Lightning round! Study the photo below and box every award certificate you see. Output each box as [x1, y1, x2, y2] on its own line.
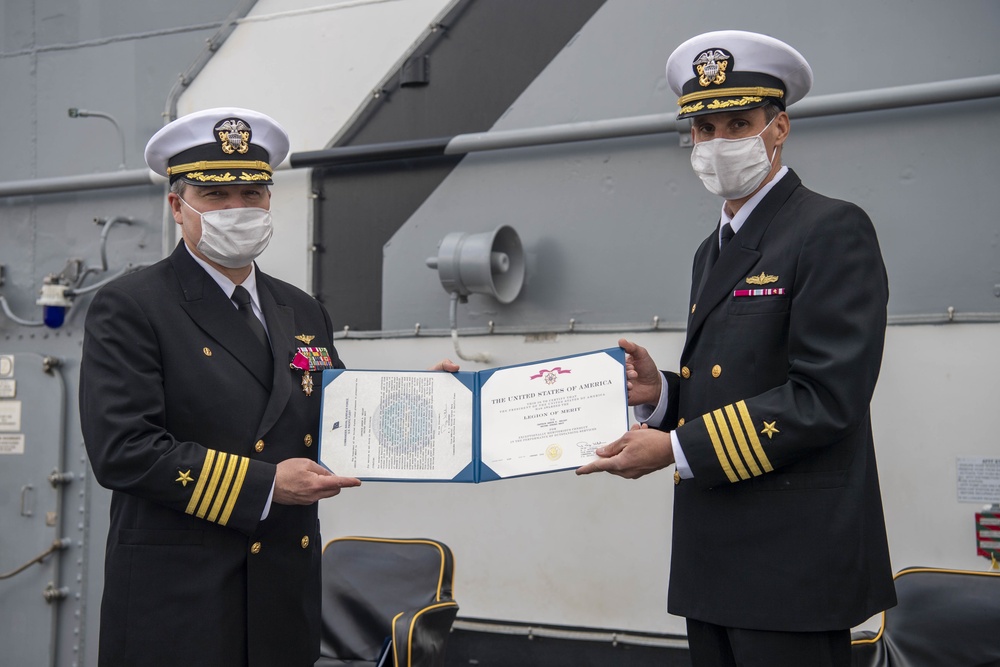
[318, 348, 628, 482]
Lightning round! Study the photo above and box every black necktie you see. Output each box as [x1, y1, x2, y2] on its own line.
[231, 285, 270, 353]
[720, 222, 735, 252]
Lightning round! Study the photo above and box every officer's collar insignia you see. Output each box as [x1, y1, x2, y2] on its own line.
[746, 272, 779, 285]
[295, 334, 315, 344]
[215, 118, 251, 155]
[693, 48, 731, 88]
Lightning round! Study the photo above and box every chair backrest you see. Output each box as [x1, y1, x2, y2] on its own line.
[851, 566, 1000, 667]
[318, 536, 458, 667]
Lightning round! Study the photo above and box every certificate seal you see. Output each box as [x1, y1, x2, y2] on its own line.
[545, 445, 562, 461]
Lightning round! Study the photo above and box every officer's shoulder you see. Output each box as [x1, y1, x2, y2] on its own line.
[789, 184, 876, 242]
[258, 271, 320, 306]
[91, 256, 171, 300]
[792, 182, 867, 217]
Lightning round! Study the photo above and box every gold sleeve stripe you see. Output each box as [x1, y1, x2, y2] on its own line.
[737, 401, 774, 472]
[726, 403, 763, 477]
[703, 413, 739, 483]
[219, 456, 249, 527]
[207, 454, 239, 523]
[713, 408, 750, 480]
[185, 449, 216, 515]
[196, 452, 229, 519]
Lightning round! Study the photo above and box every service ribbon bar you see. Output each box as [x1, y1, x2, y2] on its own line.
[291, 346, 334, 371]
[733, 288, 786, 298]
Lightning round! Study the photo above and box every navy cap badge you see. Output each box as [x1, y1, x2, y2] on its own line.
[215, 119, 251, 155]
[694, 48, 731, 87]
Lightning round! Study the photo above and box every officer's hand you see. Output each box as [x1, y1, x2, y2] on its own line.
[429, 358, 460, 372]
[619, 338, 662, 407]
[273, 458, 361, 505]
[576, 423, 674, 479]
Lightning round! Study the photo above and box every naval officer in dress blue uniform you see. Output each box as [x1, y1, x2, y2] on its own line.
[578, 31, 896, 666]
[79, 107, 457, 667]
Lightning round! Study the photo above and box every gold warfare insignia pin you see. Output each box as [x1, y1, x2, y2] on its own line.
[295, 334, 315, 345]
[215, 119, 251, 155]
[693, 48, 731, 87]
[746, 272, 779, 285]
[176, 470, 195, 487]
[761, 421, 780, 439]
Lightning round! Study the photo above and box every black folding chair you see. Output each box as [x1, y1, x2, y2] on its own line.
[316, 537, 459, 667]
[851, 566, 1000, 667]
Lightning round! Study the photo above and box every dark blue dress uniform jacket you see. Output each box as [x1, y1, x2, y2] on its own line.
[80, 242, 344, 667]
[654, 170, 897, 631]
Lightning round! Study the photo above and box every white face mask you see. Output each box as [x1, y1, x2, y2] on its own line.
[690, 117, 777, 200]
[179, 197, 273, 269]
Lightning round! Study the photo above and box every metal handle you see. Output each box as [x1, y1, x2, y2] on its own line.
[20, 484, 34, 517]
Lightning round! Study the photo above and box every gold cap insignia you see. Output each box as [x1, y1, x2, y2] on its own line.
[746, 272, 779, 285]
[215, 119, 251, 155]
[694, 48, 731, 87]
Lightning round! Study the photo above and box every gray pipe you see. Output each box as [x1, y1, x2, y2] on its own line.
[0, 169, 157, 198]
[2, 73, 997, 198]
[449, 74, 1000, 154]
[788, 73, 1000, 118]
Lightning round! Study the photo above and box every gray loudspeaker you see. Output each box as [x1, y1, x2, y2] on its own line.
[426, 225, 524, 304]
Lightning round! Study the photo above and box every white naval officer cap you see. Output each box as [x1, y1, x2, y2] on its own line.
[144, 107, 290, 185]
[665, 30, 813, 120]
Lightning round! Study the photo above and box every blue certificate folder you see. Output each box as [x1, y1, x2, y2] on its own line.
[318, 347, 628, 483]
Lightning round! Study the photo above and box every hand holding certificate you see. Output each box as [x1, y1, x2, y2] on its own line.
[318, 348, 628, 482]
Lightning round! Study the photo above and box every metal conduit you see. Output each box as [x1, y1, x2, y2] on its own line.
[0, 169, 161, 198]
[294, 73, 1000, 166]
[2, 74, 998, 198]
[330, 309, 1000, 340]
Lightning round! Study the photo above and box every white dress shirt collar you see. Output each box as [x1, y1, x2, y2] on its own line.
[719, 166, 789, 243]
[184, 243, 261, 309]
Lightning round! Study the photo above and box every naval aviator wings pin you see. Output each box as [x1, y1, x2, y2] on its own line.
[289, 343, 334, 396]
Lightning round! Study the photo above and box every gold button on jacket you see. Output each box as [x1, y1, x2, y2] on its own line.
[251, 541, 262, 554]
[254, 439, 265, 453]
